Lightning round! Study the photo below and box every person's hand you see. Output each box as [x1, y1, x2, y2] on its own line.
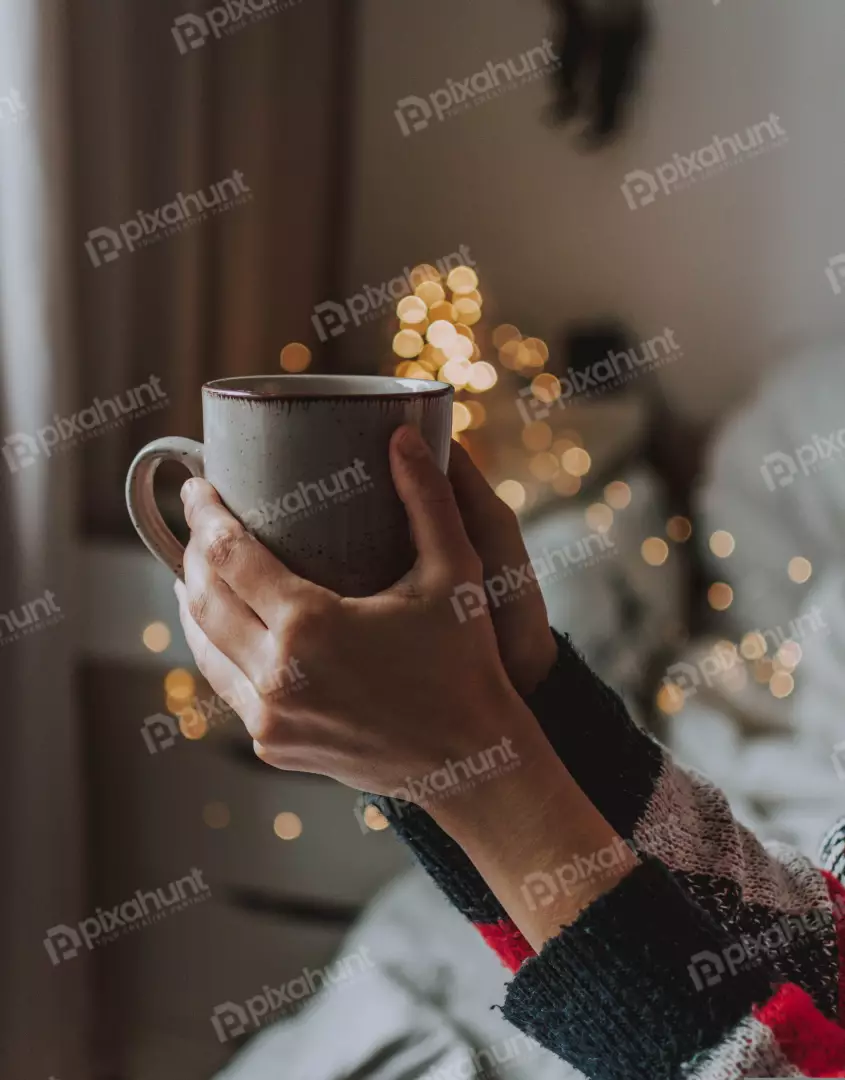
[448, 442, 557, 695]
[174, 425, 547, 798]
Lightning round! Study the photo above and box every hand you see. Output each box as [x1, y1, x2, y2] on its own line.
[448, 442, 557, 695]
[174, 425, 546, 798]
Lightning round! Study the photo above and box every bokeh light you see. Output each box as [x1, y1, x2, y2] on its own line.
[273, 812, 303, 841]
[604, 481, 632, 510]
[203, 801, 230, 829]
[788, 556, 812, 584]
[496, 480, 526, 511]
[667, 516, 693, 543]
[709, 530, 736, 558]
[279, 342, 312, 373]
[143, 622, 171, 653]
[586, 503, 614, 534]
[641, 538, 669, 567]
[708, 583, 734, 611]
[561, 447, 591, 477]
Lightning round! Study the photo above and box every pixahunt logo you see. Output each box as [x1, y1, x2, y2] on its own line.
[354, 737, 520, 832]
[312, 245, 476, 341]
[394, 39, 560, 137]
[0, 87, 26, 127]
[242, 461, 374, 531]
[0, 590, 63, 647]
[3, 376, 168, 473]
[141, 663, 306, 754]
[85, 170, 252, 267]
[172, 0, 303, 54]
[760, 429, 845, 491]
[44, 868, 210, 965]
[522, 837, 635, 909]
[621, 113, 787, 209]
[426, 1032, 540, 1080]
[517, 328, 681, 423]
[211, 947, 375, 1042]
[664, 607, 827, 704]
[450, 533, 616, 624]
[688, 900, 842, 991]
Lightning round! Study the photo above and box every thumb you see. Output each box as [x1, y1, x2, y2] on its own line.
[389, 425, 475, 581]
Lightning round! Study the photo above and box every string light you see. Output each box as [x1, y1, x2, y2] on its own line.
[788, 557, 812, 584]
[561, 447, 591, 477]
[740, 632, 767, 660]
[531, 373, 561, 404]
[522, 421, 553, 452]
[529, 452, 560, 482]
[393, 330, 424, 359]
[492, 324, 521, 349]
[427, 320, 458, 349]
[586, 503, 614, 534]
[179, 707, 207, 740]
[452, 402, 472, 435]
[446, 266, 479, 295]
[667, 517, 693, 543]
[396, 295, 428, 321]
[709, 531, 736, 558]
[143, 622, 171, 653]
[415, 280, 445, 306]
[164, 668, 195, 702]
[496, 480, 526, 511]
[466, 362, 497, 392]
[273, 812, 303, 841]
[657, 683, 685, 715]
[769, 671, 795, 699]
[604, 481, 632, 510]
[708, 583, 734, 611]
[641, 538, 669, 567]
[280, 343, 312, 373]
[552, 472, 581, 496]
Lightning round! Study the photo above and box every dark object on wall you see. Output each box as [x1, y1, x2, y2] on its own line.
[546, 0, 651, 148]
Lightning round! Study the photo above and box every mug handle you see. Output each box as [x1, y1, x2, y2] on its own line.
[126, 437, 205, 578]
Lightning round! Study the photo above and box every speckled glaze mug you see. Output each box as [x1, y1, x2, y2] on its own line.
[126, 375, 454, 596]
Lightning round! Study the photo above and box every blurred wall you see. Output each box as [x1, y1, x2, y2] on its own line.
[334, 0, 845, 422]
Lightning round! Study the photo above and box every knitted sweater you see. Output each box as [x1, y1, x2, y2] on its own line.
[367, 632, 845, 1079]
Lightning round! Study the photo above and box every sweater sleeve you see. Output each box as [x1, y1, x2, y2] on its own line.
[503, 856, 845, 1080]
[365, 631, 843, 1015]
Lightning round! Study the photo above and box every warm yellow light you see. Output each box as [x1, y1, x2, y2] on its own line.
[273, 812, 303, 841]
[522, 421, 553, 452]
[788, 557, 812, 584]
[561, 447, 591, 477]
[452, 402, 472, 435]
[770, 671, 795, 699]
[708, 583, 734, 611]
[531, 373, 562, 404]
[529, 452, 560, 482]
[464, 401, 486, 429]
[440, 357, 473, 388]
[143, 622, 171, 653]
[429, 300, 457, 325]
[415, 280, 445, 306]
[522, 337, 550, 363]
[604, 481, 632, 510]
[754, 658, 775, 683]
[363, 805, 390, 831]
[280, 343, 312, 373]
[642, 538, 670, 567]
[393, 329, 424, 359]
[496, 480, 526, 512]
[397, 295, 427, 321]
[401, 363, 434, 381]
[498, 340, 529, 370]
[709, 531, 736, 558]
[446, 266, 479, 295]
[164, 668, 195, 702]
[492, 324, 522, 349]
[179, 708, 208, 740]
[466, 362, 497, 392]
[442, 334, 474, 362]
[418, 344, 447, 372]
[552, 472, 582, 496]
[586, 503, 614, 534]
[453, 298, 482, 326]
[657, 683, 685, 715]
[203, 801, 231, 829]
[454, 323, 475, 342]
[667, 516, 693, 543]
[408, 264, 441, 289]
[740, 632, 767, 660]
[427, 320, 458, 348]
[775, 640, 802, 671]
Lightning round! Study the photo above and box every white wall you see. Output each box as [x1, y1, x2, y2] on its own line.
[341, 0, 845, 422]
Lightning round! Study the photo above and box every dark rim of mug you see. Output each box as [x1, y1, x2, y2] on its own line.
[202, 376, 454, 401]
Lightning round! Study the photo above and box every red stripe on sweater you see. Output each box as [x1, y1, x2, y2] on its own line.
[823, 870, 845, 1028]
[754, 983, 845, 1077]
[475, 920, 536, 972]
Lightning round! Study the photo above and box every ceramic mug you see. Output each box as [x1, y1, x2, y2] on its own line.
[125, 375, 454, 596]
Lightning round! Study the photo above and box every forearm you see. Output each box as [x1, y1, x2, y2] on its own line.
[431, 716, 637, 951]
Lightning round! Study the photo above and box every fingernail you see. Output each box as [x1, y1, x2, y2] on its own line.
[180, 479, 195, 505]
[397, 426, 430, 461]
